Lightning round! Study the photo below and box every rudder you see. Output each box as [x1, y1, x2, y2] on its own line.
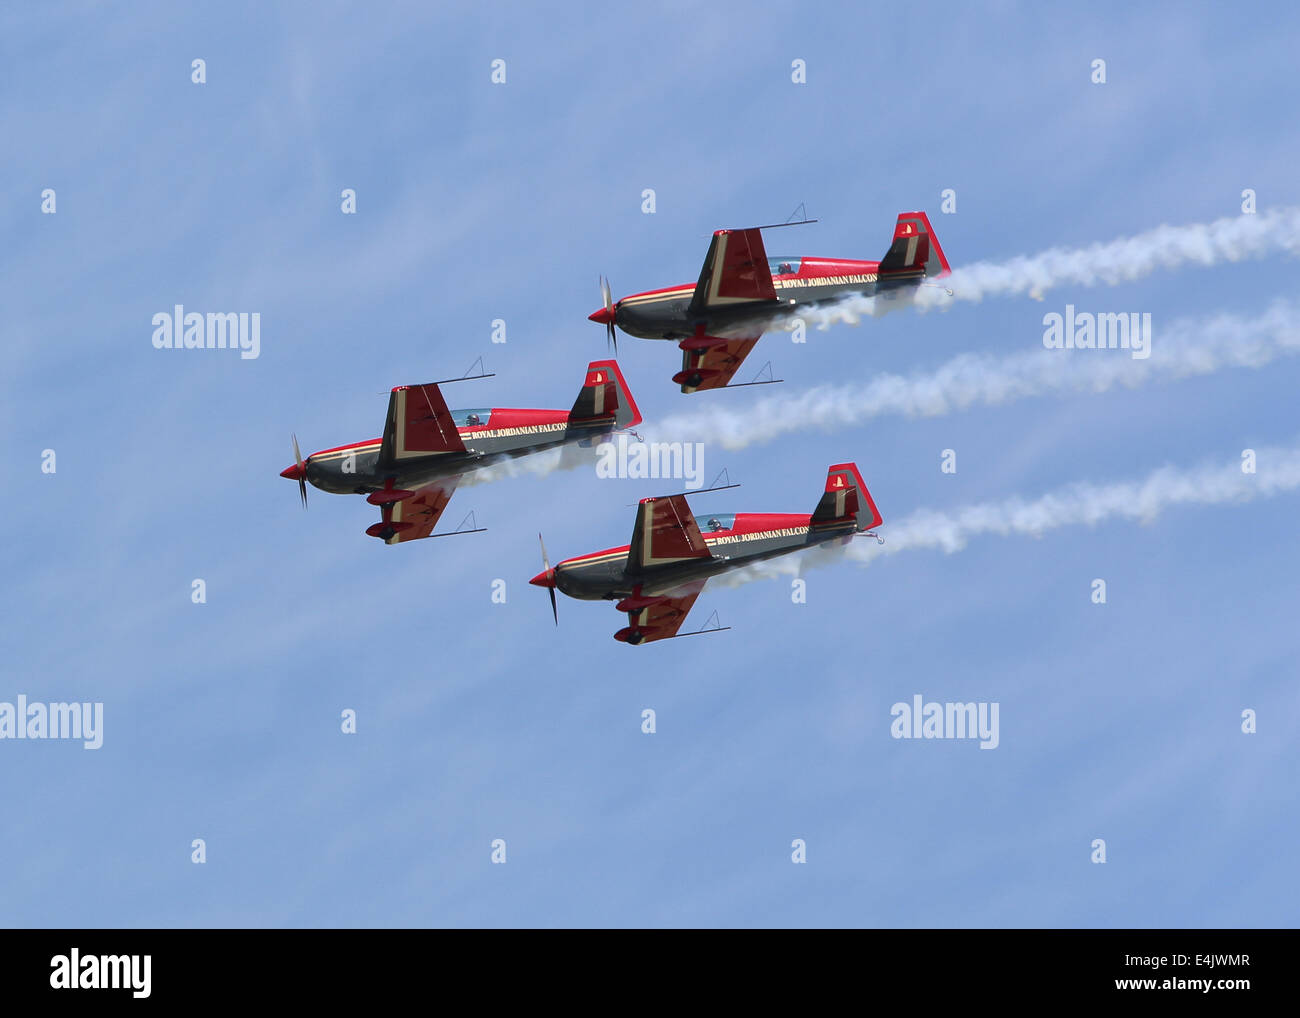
[811, 462, 882, 531]
[878, 211, 950, 287]
[570, 359, 642, 429]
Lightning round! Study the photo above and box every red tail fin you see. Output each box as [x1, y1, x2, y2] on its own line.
[879, 211, 950, 280]
[571, 359, 641, 429]
[811, 462, 882, 530]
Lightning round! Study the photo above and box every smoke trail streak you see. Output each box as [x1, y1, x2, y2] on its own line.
[711, 444, 1300, 589]
[648, 300, 1300, 451]
[457, 441, 597, 486]
[464, 212, 1300, 488]
[790, 206, 1300, 327]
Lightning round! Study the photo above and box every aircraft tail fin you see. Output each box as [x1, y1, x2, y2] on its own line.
[811, 462, 882, 531]
[877, 211, 950, 288]
[569, 359, 642, 430]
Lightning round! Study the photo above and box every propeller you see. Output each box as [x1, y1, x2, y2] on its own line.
[539, 532, 558, 625]
[292, 433, 308, 509]
[599, 276, 618, 355]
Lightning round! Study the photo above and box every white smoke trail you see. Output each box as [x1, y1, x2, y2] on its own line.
[711, 443, 1300, 588]
[791, 205, 1300, 327]
[649, 299, 1300, 451]
[458, 440, 597, 486]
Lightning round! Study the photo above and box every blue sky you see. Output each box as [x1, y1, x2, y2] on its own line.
[2, 1, 1297, 927]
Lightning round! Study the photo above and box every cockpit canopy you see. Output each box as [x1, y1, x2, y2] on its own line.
[695, 512, 736, 533]
[767, 257, 802, 277]
[451, 408, 491, 427]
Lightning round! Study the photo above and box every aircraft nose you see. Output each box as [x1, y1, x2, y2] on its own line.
[280, 463, 306, 480]
[588, 306, 615, 325]
[529, 567, 556, 589]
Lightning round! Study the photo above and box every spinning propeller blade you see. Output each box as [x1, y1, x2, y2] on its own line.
[292, 433, 307, 509]
[539, 533, 557, 625]
[599, 276, 617, 355]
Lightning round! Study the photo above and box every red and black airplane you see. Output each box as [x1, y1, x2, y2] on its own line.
[589, 211, 950, 393]
[529, 463, 881, 644]
[280, 360, 640, 544]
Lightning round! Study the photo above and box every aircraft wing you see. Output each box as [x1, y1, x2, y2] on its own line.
[627, 493, 713, 570]
[616, 579, 708, 645]
[674, 335, 762, 393]
[367, 475, 460, 545]
[688, 228, 778, 313]
[379, 382, 467, 465]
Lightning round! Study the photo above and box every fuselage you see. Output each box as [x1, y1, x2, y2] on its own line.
[297, 408, 602, 495]
[549, 510, 859, 600]
[597, 255, 923, 341]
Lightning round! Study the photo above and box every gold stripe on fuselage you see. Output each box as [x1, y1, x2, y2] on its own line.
[561, 526, 824, 570]
[619, 272, 896, 308]
[310, 442, 381, 463]
[618, 287, 694, 307]
[561, 548, 629, 569]
[308, 420, 566, 464]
